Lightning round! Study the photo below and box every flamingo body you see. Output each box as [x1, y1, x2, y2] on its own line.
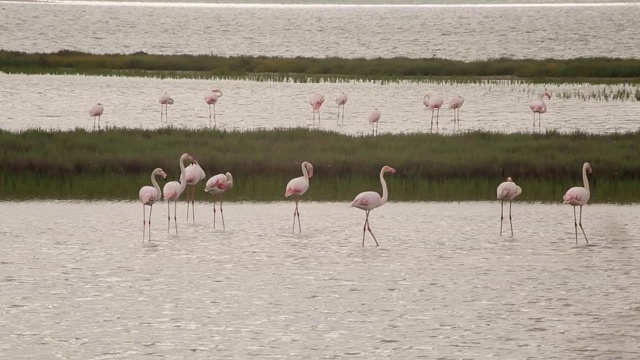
[496, 177, 522, 236]
[309, 93, 325, 126]
[184, 160, 206, 221]
[205, 172, 234, 229]
[448, 96, 464, 110]
[162, 153, 193, 234]
[204, 89, 223, 127]
[159, 92, 174, 122]
[139, 167, 167, 242]
[335, 92, 348, 123]
[530, 90, 552, 129]
[424, 93, 444, 131]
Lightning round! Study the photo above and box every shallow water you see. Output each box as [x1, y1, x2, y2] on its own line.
[1, 73, 639, 134]
[1, 1, 640, 60]
[2, 201, 640, 358]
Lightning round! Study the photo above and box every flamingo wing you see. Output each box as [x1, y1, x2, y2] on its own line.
[163, 181, 182, 200]
[563, 187, 590, 206]
[350, 191, 382, 210]
[530, 100, 544, 112]
[185, 164, 206, 184]
[89, 104, 104, 116]
[139, 186, 159, 205]
[497, 182, 517, 200]
[205, 173, 228, 194]
[285, 176, 309, 197]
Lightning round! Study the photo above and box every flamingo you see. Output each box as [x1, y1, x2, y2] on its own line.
[496, 177, 522, 236]
[204, 172, 234, 229]
[350, 165, 396, 247]
[159, 92, 174, 122]
[285, 161, 314, 233]
[367, 108, 381, 136]
[139, 168, 167, 242]
[184, 160, 206, 222]
[204, 89, 223, 128]
[89, 103, 104, 130]
[309, 93, 325, 127]
[424, 92, 444, 131]
[563, 162, 592, 244]
[448, 96, 464, 130]
[335, 92, 348, 124]
[530, 90, 552, 130]
[162, 153, 193, 234]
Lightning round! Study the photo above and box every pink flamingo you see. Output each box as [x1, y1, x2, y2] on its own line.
[563, 162, 592, 244]
[424, 92, 444, 131]
[335, 92, 348, 124]
[285, 161, 313, 233]
[139, 168, 167, 242]
[448, 96, 464, 130]
[184, 160, 206, 222]
[204, 89, 223, 128]
[159, 92, 174, 122]
[204, 172, 234, 229]
[530, 90, 552, 130]
[350, 165, 396, 246]
[89, 103, 104, 130]
[309, 93, 325, 127]
[162, 153, 192, 234]
[367, 108, 381, 136]
[496, 177, 522, 236]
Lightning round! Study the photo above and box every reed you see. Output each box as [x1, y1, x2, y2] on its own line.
[1, 127, 639, 202]
[2, 50, 640, 83]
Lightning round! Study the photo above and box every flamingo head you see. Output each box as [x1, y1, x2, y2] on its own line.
[382, 166, 396, 174]
[191, 159, 200, 166]
[154, 168, 168, 179]
[304, 162, 314, 178]
[506, 177, 513, 182]
[544, 90, 552, 99]
[585, 162, 592, 174]
[181, 153, 193, 162]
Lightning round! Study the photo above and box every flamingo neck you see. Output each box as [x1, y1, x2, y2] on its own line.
[582, 164, 590, 192]
[226, 173, 234, 188]
[151, 172, 161, 200]
[301, 163, 309, 179]
[380, 169, 389, 205]
[178, 156, 188, 192]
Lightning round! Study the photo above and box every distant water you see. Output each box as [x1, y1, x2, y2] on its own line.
[0, 0, 639, 60]
[2, 201, 640, 358]
[1, 73, 638, 134]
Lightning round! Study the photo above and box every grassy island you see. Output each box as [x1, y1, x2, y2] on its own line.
[2, 50, 640, 83]
[1, 127, 639, 203]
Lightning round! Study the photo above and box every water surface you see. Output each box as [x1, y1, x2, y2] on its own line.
[2, 201, 640, 358]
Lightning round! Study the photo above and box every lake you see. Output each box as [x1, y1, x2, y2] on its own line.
[1, 201, 640, 358]
[1, 0, 640, 60]
[1, 73, 639, 134]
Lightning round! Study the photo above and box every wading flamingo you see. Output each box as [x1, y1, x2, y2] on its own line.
[89, 103, 104, 130]
[335, 92, 348, 124]
[530, 90, 552, 130]
[163, 153, 192, 234]
[184, 160, 206, 222]
[159, 92, 174, 122]
[424, 92, 444, 131]
[309, 93, 325, 127]
[205, 89, 223, 127]
[563, 162, 592, 244]
[139, 168, 167, 242]
[285, 161, 313, 233]
[496, 177, 522, 236]
[350, 165, 396, 247]
[204, 172, 234, 229]
[367, 108, 381, 136]
[448, 96, 464, 130]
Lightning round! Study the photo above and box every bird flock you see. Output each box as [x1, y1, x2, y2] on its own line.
[139, 153, 593, 246]
[89, 88, 554, 134]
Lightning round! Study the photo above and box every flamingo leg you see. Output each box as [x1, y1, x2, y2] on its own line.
[191, 185, 196, 222]
[142, 204, 146, 242]
[220, 196, 226, 230]
[436, 108, 440, 128]
[148, 204, 153, 242]
[161, 104, 164, 122]
[337, 106, 340, 124]
[296, 200, 302, 232]
[430, 110, 434, 131]
[213, 105, 216, 128]
[579, 206, 589, 244]
[213, 199, 217, 229]
[292, 200, 298, 233]
[98, 116, 101, 130]
[186, 186, 191, 221]
[167, 199, 171, 233]
[93, 116, 96, 131]
[509, 200, 513, 236]
[533, 112, 536, 130]
[342, 105, 345, 124]
[573, 206, 578, 244]
[500, 200, 504, 236]
[209, 105, 212, 128]
[362, 211, 368, 246]
[365, 211, 379, 246]
[174, 200, 178, 235]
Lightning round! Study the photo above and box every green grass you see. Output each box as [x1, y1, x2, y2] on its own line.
[2, 127, 640, 202]
[2, 50, 640, 84]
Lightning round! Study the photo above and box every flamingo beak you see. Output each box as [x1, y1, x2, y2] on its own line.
[389, 167, 397, 174]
